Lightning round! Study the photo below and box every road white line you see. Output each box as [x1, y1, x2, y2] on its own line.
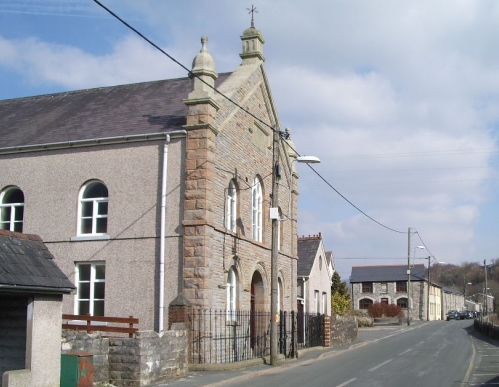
[369, 359, 393, 371]
[399, 348, 412, 356]
[336, 378, 357, 387]
[415, 341, 424, 347]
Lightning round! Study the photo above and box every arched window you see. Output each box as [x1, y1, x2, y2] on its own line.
[278, 277, 284, 312]
[0, 187, 24, 232]
[226, 267, 238, 321]
[251, 176, 262, 242]
[226, 180, 237, 232]
[397, 297, 408, 309]
[78, 181, 108, 236]
[359, 298, 373, 310]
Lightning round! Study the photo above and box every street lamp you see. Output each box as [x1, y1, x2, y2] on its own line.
[270, 129, 320, 366]
[408, 245, 425, 325]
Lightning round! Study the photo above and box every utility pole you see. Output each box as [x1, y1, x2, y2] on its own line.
[270, 127, 280, 366]
[427, 256, 431, 321]
[407, 227, 411, 326]
[484, 259, 488, 316]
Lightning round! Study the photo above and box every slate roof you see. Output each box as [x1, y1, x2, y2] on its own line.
[0, 73, 230, 149]
[350, 264, 428, 283]
[297, 236, 322, 277]
[0, 230, 75, 294]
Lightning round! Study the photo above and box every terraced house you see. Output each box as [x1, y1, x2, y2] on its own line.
[0, 22, 303, 340]
[350, 264, 443, 321]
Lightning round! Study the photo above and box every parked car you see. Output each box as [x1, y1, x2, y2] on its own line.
[461, 310, 474, 319]
[446, 310, 460, 320]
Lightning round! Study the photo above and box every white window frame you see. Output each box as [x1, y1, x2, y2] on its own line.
[77, 181, 109, 237]
[0, 187, 24, 233]
[226, 180, 237, 232]
[251, 177, 262, 242]
[322, 292, 327, 314]
[75, 262, 105, 316]
[226, 267, 237, 321]
[314, 290, 320, 314]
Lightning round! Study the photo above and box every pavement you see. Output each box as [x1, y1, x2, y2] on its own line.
[154, 321, 426, 387]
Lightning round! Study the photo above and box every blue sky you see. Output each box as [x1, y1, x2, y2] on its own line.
[1, 0, 499, 279]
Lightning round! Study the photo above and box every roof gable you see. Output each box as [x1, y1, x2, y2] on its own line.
[297, 236, 323, 276]
[0, 230, 75, 294]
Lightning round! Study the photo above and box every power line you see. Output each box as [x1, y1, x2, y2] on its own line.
[94, 0, 407, 237]
[93, 0, 275, 134]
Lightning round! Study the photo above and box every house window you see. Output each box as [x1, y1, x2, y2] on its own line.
[226, 180, 237, 232]
[381, 298, 389, 304]
[380, 282, 388, 293]
[396, 281, 407, 292]
[251, 177, 262, 242]
[359, 298, 373, 310]
[362, 282, 373, 293]
[0, 187, 24, 233]
[75, 262, 105, 316]
[319, 256, 323, 271]
[397, 297, 408, 309]
[78, 181, 108, 236]
[322, 292, 327, 314]
[314, 290, 320, 314]
[226, 267, 237, 321]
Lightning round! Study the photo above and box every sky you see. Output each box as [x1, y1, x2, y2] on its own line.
[1, 0, 499, 280]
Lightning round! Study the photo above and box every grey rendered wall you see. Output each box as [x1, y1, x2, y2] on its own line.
[0, 139, 184, 330]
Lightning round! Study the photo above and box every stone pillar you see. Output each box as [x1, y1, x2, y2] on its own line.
[324, 316, 331, 347]
[182, 36, 220, 309]
[168, 294, 192, 328]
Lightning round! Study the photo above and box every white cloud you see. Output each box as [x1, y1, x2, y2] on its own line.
[2, 0, 499, 276]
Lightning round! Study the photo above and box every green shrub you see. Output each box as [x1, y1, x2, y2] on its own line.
[331, 292, 351, 315]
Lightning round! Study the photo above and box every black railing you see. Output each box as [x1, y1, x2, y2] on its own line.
[188, 309, 325, 364]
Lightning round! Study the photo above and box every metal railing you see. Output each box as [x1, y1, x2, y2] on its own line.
[188, 309, 325, 364]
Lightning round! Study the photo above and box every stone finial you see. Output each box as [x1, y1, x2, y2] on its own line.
[187, 36, 218, 100]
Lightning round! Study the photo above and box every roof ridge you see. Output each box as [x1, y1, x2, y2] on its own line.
[0, 229, 42, 241]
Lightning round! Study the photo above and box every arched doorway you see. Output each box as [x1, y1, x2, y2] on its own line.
[250, 271, 266, 356]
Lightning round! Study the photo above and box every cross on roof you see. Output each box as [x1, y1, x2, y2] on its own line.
[247, 4, 258, 27]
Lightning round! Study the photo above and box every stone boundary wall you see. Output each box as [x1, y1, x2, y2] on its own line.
[61, 323, 187, 387]
[328, 316, 358, 347]
[61, 330, 110, 385]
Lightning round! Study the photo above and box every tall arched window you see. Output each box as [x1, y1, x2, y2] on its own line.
[78, 181, 108, 236]
[277, 207, 283, 250]
[226, 267, 238, 321]
[278, 277, 284, 312]
[226, 180, 237, 232]
[0, 187, 24, 232]
[251, 176, 262, 242]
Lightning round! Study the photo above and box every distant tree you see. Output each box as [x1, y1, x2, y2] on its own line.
[331, 271, 350, 315]
[331, 271, 349, 297]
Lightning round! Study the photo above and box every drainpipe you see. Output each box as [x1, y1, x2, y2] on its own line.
[302, 276, 307, 343]
[158, 134, 170, 332]
[157, 130, 186, 331]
